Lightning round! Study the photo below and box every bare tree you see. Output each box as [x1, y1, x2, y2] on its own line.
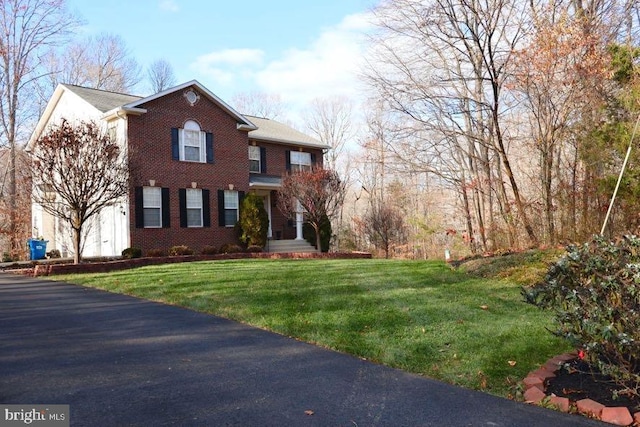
[42, 32, 141, 94]
[364, 202, 406, 258]
[277, 167, 345, 250]
[147, 58, 176, 93]
[303, 96, 354, 250]
[0, 0, 78, 256]
[30, 120, 129, 263]
[232, 91, 287, 119]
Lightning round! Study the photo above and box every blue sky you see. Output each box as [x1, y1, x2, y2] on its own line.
[66, 0, 375, 118]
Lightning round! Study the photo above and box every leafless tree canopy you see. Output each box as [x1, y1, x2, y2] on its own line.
[0, 0, 79, 256]
[31, 119, 129, 263]
[231, 91, 287, 120]
[147, 58, 177, 94]
[43, 32, 142, 94]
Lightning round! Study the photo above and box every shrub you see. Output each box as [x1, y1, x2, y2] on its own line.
[246, 245, 263, 253]
[2, 252, 12, 262]
[46, 249, 62, 259]
[238, 192, 269, 248]
[169, 245, 194, 256]
[523, 235, 640, 397]
[303, 213, 332, 252]
[121, 247, 142, 259]
[146, 248, 166, 257]
[201, 245, 218, 255]
[219, 243, 243, 254]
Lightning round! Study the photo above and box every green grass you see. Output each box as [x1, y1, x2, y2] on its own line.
[54, 255, 569, 398]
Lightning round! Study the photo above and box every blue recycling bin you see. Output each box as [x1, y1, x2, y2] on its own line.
[28, 239, 48, 260]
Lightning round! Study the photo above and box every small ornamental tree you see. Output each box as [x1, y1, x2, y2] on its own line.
[238, 192, 269, 247]
[277, 166, 344, 251]
[30, 119, 129, 264]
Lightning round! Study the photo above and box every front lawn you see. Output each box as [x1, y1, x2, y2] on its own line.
[56, 257, 569, 398]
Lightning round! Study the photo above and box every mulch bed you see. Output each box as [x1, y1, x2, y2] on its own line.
[545, 358, 640, 414]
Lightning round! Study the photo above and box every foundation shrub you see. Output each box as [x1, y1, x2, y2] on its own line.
[121, 247, 142, 259]
[169, 245, 194, 256]
[219, 243, 243, 254]
[146, 248, 166, 257]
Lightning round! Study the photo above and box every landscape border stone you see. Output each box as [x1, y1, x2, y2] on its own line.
[522, 352, 637, 426]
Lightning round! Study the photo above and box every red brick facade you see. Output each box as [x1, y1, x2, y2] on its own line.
[127, 84, 323, 254]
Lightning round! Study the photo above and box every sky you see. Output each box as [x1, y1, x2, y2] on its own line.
[65, 0, 377, 121]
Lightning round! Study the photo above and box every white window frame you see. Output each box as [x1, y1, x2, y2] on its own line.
[143, 186, 162, 228]
[186, 188, 203, 228]
[180, 120, 206, 163]
[291, 151, 311, 172]
[249, 145, 260, 173]
[224, 190, 239, 227]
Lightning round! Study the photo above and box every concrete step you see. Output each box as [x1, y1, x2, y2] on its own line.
[266, 239, 318, 253]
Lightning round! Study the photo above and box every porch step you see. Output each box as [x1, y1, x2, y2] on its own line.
[266, 239, 318, 254]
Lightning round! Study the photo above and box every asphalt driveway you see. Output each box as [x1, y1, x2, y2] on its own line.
[0, 274, 606, 426]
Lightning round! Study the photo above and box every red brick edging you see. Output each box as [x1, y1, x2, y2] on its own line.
[523, 352, 638, 425]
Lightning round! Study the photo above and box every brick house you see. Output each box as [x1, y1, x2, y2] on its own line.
[28, 80, 326, 258]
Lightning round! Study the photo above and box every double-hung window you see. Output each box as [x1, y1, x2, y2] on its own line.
[172, 121, 214, 163]
[143, 187, 162, 228]
[181, 120, 205, 162]
[290, 151, 312, 172]
[224, 190, 239, 227]
[249, 146, 260, 173]
[186, 188, 203, 227]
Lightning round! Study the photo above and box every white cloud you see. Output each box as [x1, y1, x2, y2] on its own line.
[189, 48, 265, 88]
[256, 12, 372, 110]
[159, 0, 179, 12]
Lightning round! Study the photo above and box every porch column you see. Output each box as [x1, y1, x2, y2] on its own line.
[295, 200, 304, 240]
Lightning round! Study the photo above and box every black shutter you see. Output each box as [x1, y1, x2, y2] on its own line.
[285, 150, 291, 171]
[171, 128, 179, 160]
[260, 147, 267, 173]
[134, 187, 144, 228]
[161, 188, 171, 228]
[218, 190, 225, 226]
[179, 189, 187, 228]
[202, 189, 211, 227]
[206, 132, 214, 164]
[239, 191, 245, 203]
[310, 152, 317, 165]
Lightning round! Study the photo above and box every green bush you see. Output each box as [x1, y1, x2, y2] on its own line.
[238, 192, 269, 248]
[219, 243, 243, 254]
[523, 235, 640, 397]
[169, 245, 194, 256]
[246, 245, 263, 253]
[303, 213, 332, 252]
[146, 248, 166, 257]
[46, 249, 61, 259]
[201, 245, 218, 255]
[121, 247, 142, 259]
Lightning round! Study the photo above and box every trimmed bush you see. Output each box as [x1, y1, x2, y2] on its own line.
[238, 192, 269, 248]
[146, 248, 166, 257]
[523, 235, 640, 397]
[46, 249, 62, 259]
[246, 245, 263, 253]
[169, 245, 194, 256]
[303, 213, 332, 252]
[201, 245, 218, 255]
[121, 247, 142, 259]
[219, 243, 243, 254]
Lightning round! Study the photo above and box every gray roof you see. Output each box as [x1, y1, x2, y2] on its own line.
[245, 115, 326, 149]
[61, 83, 325, 148]
[62, 84, 141, 113]
[249, 175, 282, 188]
